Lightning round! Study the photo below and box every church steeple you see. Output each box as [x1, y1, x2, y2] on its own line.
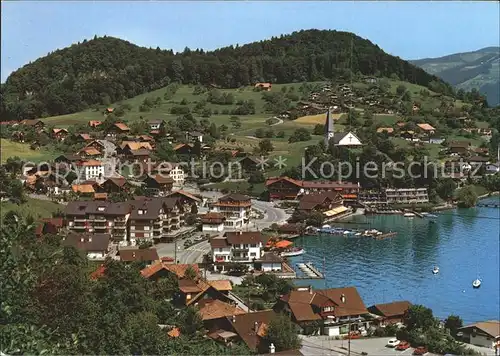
[324, 108, 334, 146]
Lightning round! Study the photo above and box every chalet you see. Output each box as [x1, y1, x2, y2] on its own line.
[417, 123, 436, 134]
[166, 190, 202, 213]
[119, 247, 159, 264]
[201, 212, 226, 233]
[448, 141, 471, 156]
[298, 191, 348, 219]
[62, 232, 110, 260]
[174, 143, 194, 155]
[88, 120, 102, 128]
[468, 156, 490, 166]
[77, 146, 102, 159]
[274, 286, 371, 336]
[143, 174, 174, 194]
[100, 177, 128, 193]
[331, 132, 363, 147]
[368, 301, 411, 326]
[119, 141, 153, 155]
[376, 127, 394, 135]
[254, 82, 272, 91]
[198, 299, 246, 333]
[209, 310, 279, 353]
[136, 134, 155, 142]
[458, 320, 500, 349]
[266, 177, 360, 202]
[85, 139, 106, 151]
[74, 133, 93, 142]
[474, 147, 489, 157]
[71, 184, 96, 196]
[177, 279, 234, 308]
[94, 192, 108, 201]
[238, 156, 261, 173]
[187, 131, 204, 143]
[20, 119, 45, 131]
[52, 128, 69, 141]
[148, 119, 165, 131]
[141, 262, 200, 280]
[54, 154, 81, 165]
[401, 130, 416, 141]
[129, 149, 151, 162]
[210, 193, 252, 229]
[108, 122, 130, 135]
[35, 217, 65, 238]
[105, 108, 114, 114]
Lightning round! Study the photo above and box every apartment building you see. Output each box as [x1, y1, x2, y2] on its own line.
[64, 197, 185, 245]
[209, 231, 269, 271]
[210, 193, 251, 229]
[384, 188, 429, 204]
[129, 197, 185, 245]
[64, 201, 131, 244]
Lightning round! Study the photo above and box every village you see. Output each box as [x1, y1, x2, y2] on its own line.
[1, 78, 499, 356]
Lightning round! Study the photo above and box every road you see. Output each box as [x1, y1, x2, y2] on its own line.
[251, 199, 290, 228]
[300, 336, 441, 356]
[155, 240, 211, 264]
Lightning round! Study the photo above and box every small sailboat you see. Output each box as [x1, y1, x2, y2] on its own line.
[432, 266, 439, 274]
[472, 278, 481, 289]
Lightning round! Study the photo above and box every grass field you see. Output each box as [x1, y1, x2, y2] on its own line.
[295, 113, 343, 125]
[0, 197, 63, 219]
[0, 139, 59, 164]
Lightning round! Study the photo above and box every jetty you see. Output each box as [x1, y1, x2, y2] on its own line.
[372, 231, 398, 240]
[296, 262, 324, 279]
[477, 203, 500, 208]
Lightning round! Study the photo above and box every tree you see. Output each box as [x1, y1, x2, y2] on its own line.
[155, 139, 177, 162]
[230, 116, 241, 129]
[436, 178, 457, 201]
[265, 314, 302, 352]
[179, 307, 204, 336]
[184, 213, 197, 226]
[258, 139, 274, 155]
[248, 171, 265, 183]
[184, 265, 198, 280]
[456, 185, 478, 208]
[288, 128, 311, 143]
[313, 124, 324, 135]
[403, 304, 437, 331]
[444, 315, 463, 337]
[5, 156, 24, 176]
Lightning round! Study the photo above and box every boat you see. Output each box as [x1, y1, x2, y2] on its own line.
[403, 212, 415, 218]
[432, 266, 439, 274]
[281, 247, 305, 257]
[472, 278, 481, 288]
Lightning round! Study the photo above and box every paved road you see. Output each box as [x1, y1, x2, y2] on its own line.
[270, 117, 284, 126]
[300, 336, 442, 356]
[155, 240, 211, 264]
[251, 199, 290, 228]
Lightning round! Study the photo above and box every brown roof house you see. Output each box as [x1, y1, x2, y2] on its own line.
[143, 174, 174, 194]
[52, 128, 69, 141]
[274, 286, 371, 336]
[255, 82, 272, 91]
[368, 301, 411, 326]
[458, 320, 500, 349]
[118, 247, 159, 265]
[62, 232, 110, 260]
[201, 212, 226, 233]
[100, 177, 128, 193]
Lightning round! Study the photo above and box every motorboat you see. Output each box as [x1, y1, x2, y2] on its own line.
[472, 278, 481, 288]
[403, 212, 415, 218]
[281, 247, 305, 257]
[432, 266, 439, 274]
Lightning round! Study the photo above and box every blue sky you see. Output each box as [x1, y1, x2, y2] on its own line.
[2, 1, 499, 82]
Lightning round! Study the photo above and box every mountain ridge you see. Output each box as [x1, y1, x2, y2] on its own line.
[411, 46, 500, 106]
[1, 29, 450, 121]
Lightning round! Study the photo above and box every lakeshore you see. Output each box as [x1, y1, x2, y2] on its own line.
[288, 197, 500, 324]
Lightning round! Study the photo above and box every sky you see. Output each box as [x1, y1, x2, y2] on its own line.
[1, 1, 499, 82]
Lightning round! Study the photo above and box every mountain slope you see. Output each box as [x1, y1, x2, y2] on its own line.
[411, 47, 500, 106]
[1, 29, 449, 120]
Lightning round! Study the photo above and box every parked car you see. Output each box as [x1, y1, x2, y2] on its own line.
[344, 331, 361, 340]
[396, 341, 410, 351]
[413, 346, 428, 355]
[386, 338, 400, 347]
[184, 239, 192, 247]
[194, 236, 204, 241]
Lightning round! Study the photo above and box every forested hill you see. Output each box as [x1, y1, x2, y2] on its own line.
[1, 29, 449, 120]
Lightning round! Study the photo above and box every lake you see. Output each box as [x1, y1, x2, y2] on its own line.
[290, 196, 500, 323]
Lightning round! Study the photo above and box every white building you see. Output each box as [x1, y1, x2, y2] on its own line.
[458, 321, 500, 349]
[201, 212, 226, 233]
[384, 188, 429, 204]
[332, 132, 363, 147]
[157, 162, 186, 186]
[209, 231, 269, 271]
[75, 159, 104, 181]
[210, 193, 251, 229]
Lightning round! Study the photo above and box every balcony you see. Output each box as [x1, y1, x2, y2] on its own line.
[232, 248, 249, 253]
[94, 225, 107, 230]
[72, 225, 86, 230]
[73, 218, 87, 222]
[113, 225, 126, 230]
[232, 256, 249, 261]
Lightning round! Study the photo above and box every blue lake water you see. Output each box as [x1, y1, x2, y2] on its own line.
[290, 197, 500, 323]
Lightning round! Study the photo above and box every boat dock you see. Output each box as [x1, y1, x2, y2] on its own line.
[372, 231, 398, 240]
[296, 262, 324, 279]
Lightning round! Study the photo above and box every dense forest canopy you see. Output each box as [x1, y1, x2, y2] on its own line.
[1, 29, 450, 120]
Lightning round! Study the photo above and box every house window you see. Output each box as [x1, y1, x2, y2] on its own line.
[219, 248, 223, 252]
[250, 244, 257, 247]
[250, 252, 256, 257]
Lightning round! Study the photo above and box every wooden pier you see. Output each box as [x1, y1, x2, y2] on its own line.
[372, 232, 398, 240]
[295, 262, 324, 279]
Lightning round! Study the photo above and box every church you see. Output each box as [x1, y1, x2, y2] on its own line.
[324, 109, 363, 147]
